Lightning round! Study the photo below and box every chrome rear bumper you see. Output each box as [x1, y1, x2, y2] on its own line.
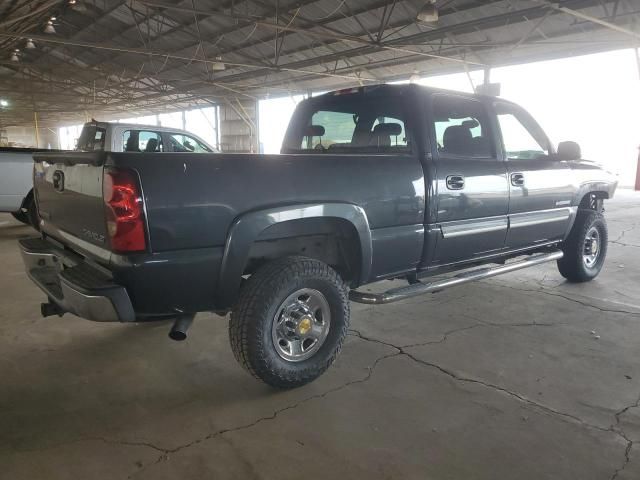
[19, 237, 135, 322]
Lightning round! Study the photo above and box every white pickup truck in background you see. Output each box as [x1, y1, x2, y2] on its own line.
[0, 121, 217, 229]
[0, 147, 56, 227]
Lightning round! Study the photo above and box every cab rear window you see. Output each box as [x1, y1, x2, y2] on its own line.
[76, 125, 106, 151]
[282, 95, 411, 154]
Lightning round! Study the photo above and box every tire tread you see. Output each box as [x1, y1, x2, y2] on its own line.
[229, 256, 349, 388]
[557, 209, 607, 282]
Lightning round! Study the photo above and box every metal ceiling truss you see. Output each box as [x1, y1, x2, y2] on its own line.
[0, 0, 638, 126]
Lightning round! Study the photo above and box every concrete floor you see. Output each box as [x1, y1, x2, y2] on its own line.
[1, 190, 639, 480]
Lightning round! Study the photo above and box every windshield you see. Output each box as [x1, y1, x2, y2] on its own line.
[282, 94, 411, 154]
[76, 124, 106, 151]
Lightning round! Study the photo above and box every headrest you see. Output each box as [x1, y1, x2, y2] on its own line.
[462, 119, 479, 129]
[145, 137, 158, 152]
[125, 136, 139, 151]
[305, 125, 325, 137]
[443, 125, 473, 154]
[373, 122, 402, 136]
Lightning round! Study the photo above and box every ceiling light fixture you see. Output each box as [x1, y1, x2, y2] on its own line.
[44, 20, 56, 34]
[211, 56, 226, 71]
[68, 0, 87, 12]
[417, 0, 438, 24]
[409, 69, 421, 83]
[0, 99, 8, 107]
[25, 38, 36, 49]
[10, 49, 20, 62]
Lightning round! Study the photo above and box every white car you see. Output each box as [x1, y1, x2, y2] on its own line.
[1, 121, 217, 228]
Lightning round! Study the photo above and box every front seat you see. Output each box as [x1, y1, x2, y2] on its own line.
[125, 136, 139, 152]
[442, 125, 473, 155]
[145, 137, 158, 152]
[370, 123, 402, 147]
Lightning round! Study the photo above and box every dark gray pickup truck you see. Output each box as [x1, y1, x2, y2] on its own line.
[20, 84, 617, 388]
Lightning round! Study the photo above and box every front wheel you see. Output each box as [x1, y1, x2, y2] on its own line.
[557, 209, 608, 282]
[229, 256, 350, 388]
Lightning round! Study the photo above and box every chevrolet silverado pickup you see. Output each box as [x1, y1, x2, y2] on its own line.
[19, 84, 617, 388]
[1, 121, 215, 229]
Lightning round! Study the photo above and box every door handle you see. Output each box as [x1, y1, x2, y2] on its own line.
[446, 175, 465, 190]
[511, 173, 525, 187]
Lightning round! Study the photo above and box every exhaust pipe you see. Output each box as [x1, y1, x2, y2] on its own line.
[168, 315, 194, 341]
[41, 301, 64, 318]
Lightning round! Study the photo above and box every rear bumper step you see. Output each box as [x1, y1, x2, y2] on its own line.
[19, 237, 135, 322]
[350, 250, 563, 305]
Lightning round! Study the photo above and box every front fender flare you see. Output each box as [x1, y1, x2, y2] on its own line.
[216, 203, 372, 308]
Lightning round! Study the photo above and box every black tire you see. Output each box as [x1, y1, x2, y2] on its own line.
[557, 209, 607, 282]
[229, 256, 350, 389]
[11, 210, 29, 225]
[25, 194, 40, 231]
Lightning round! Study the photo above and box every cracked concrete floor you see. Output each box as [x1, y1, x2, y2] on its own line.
[1, 190, 640, 480]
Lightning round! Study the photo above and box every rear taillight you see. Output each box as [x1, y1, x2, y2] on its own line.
[103, 168, 146, 253]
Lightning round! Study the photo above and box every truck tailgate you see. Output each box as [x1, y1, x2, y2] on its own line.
[34, 151, 109, 249]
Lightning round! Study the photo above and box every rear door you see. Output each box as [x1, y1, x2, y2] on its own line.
[494, 102, 574, 249]
[428, 94, 509, 266]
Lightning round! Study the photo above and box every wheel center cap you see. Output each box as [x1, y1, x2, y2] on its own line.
[298, 317, 312, 335]
[591, 240, 598, 254]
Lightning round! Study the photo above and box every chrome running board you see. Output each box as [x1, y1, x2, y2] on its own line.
[349, 250, 563, 305]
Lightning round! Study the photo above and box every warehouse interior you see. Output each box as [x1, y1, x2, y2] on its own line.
[1, 1, 640, 479]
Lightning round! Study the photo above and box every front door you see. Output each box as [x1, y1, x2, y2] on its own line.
[429, 94, 509, 266]
[494, 102, 574, 249]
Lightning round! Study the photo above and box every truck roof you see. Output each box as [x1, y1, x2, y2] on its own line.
[86, 120, 198, 134]
[319, 83, 498, 101]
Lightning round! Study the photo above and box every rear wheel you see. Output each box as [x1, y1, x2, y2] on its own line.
[557, 209, 607, 282]
[229, 256, 350, 389]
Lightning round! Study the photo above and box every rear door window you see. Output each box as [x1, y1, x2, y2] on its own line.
[432, 95, 495, 158]
[123, 130, 163, 152]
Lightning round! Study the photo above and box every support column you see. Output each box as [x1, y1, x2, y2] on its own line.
[34, 111, 40, 148]
[219, 98, 258, 153]
[636, 49, 640, 191]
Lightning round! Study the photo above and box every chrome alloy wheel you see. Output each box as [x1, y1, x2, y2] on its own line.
[271, 288, 331, 362]
[583, 226, 601, 268]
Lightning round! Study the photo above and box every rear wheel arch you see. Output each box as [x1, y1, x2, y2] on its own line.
[217, 203, 372, 308]
[245, 217, 362, 285]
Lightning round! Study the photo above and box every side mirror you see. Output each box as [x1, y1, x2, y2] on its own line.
[557, 141, 581, 161]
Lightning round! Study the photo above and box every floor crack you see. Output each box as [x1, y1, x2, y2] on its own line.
[611, 240, 640, 249]
[612, 223, 638, 244]
[349, 329, 638, 480]
[608, 393, 640, 480]
[487, 282, 640, 316]
[350, 319, 560, 351]
[128, 347, 401, 477]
